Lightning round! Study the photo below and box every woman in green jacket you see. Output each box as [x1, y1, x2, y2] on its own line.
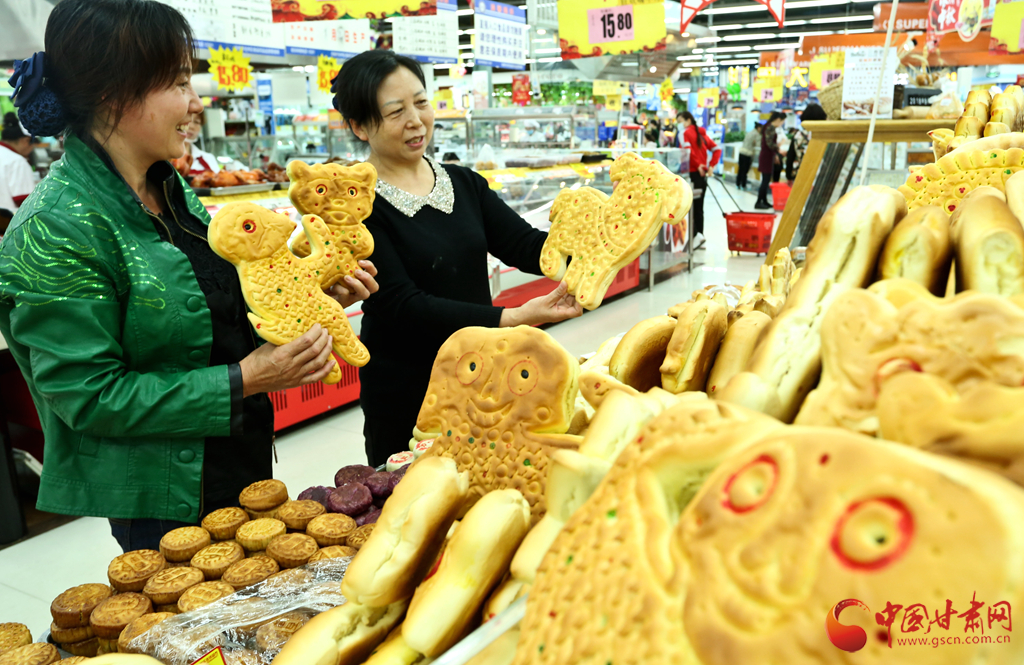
[0, 0, 378, 551]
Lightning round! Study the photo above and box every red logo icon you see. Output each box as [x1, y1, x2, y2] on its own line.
[826, 599, 871, 652]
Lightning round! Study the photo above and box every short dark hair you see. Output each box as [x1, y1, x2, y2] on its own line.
[2, 113, 28, 142]
[332, 50, 426, 134]
[801, 103, 828, 122]
[44, 0, 195, 138]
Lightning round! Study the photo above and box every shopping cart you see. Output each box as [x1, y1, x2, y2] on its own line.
[705, 175, 776, 255]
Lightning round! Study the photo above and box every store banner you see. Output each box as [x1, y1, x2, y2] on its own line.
[162, 0, 285, 56]
[208, 46, 254, 93]
[751, 76, 782, 102]
[659, 77, 674, 102]
[284, 19, 375, 58]
[475, 0, 528, 70]
[512, 74, 531, 105]
[392, 0, 459, 63]
[991, 0, 1024, 53]
[593, 79, 629, 96]
[727, 66, 751, 89]
[679, 0, 784, 33]
[697, 87, 719, 108]
[271, 0, 436, 21]
[317, 55, 341, 93]
[928, 0, 987, 42]
[872, 2, 930, 31]
[840, 46, 898, 119]
[557, 0, 667, 59]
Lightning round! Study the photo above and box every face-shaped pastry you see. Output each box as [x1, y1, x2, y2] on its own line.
[286, 160, 376, 261]
[208, 203, 295, 264]
[898, 143, 1024, 215]
[416, 326, 581, 523]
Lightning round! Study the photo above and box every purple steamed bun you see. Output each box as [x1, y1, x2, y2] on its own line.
[355, 507, 382, 526]
[327, 482, 372, 516]
[364, 472, 393, 499]
[297, 485, 333, 508]
[334, 464, 375, 487]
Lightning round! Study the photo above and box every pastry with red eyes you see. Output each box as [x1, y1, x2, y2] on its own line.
[512, 399, 782, 665]
[716, 186, 905, 422]
[207, 203, 371, 381]
[514, 423, 1024, 665]
[415, 326, 583, 524]
[286, 160, 376, 265]
[795, 286, 1024, 436]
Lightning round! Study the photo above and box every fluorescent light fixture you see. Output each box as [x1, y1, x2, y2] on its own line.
[673, 87, 692, 93]
[537, 56, 562, 62]
[291, 66, 304, 72]
[809, 14, 873, 23]
[706, 45, 753, 52]
[754, 42, 801, 50]
[786, 0, 855, 7]
[537, 28, 547, 34]
[693, 48, 705, 53]
[677, 54, 706, 60]
[695, 36, 722, 43]
[722, 32, 777, 40]
[534, 47, 561, 53]
[783, 19, 809, 26]
[845, 27, 875, 32]
[682, 32, 690, 36]
[531, 37, 554, 42]
[455, 8, 473, 15]
[678, 67, 693, 72]
[304, 65, 316, 73]
[720, 58, 759, 65]
[782, 30, 837, 37]
[705, 23, 744, 30]
[458, 29, 476, 35]
[650, 66, 658, 72]
[459, 43, 474, 49]
[433, 63, 454, 69]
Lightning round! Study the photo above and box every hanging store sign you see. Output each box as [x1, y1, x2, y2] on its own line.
[317, 55, 341, 93]
[808, 52, 844, 90]
[697, 87, 719, 108]
[990, 0, 1024, 53]
[475, 0, 528, 70]
[679, 0, 784, 33]
[392, 0, 458, 63]
[208, 46, 253, 93]
[593, 79, 629, 96]
[557, 0, 667, 59]
[605, 94, 623, 111]
[284, 19, 375, 58]
[751, 75, 783, 102]
[728, 66, 751, 89]
[659, 76, 675, 101]
[872, 2, 930, 32]
[512, 74, 532, 105]
[271, 0, 436, 21]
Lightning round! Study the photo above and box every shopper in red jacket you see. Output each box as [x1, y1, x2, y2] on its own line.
[678, 111, 721, 250]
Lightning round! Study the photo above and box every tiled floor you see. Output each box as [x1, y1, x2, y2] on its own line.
[0, 179, 772, 638]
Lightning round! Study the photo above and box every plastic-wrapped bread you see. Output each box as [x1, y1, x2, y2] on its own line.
[950, 188, 1024, 296]
[876, 204, 952, 295]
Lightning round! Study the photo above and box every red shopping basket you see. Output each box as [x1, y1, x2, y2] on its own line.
[725, 213, 775, 254]
[770, 181, 791, 211]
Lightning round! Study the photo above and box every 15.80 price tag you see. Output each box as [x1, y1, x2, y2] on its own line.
[587, 5, 635, 44]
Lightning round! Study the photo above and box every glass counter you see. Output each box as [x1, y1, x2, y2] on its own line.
[469, 106, 599, 169]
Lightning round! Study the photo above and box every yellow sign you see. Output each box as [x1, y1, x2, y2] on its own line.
[991, 0, 1024, 53]
[787, 66, 809, 88]
[208, 47, 252, 93]
[317, 55, 340, 94]
[659, 77, 674, 102]
[192, 647, 227, 665]
[752, 75, 783, 103]
[557, 0, 667, 58]
[697, 87, 719, 109]
[432, 88, 455, 111]
[756, 66, 776, 78]
[606, 94, 622, 111]
[594, 79, 629, 96]
[808, 52, 844, 90]
[728, 66, 751, 89]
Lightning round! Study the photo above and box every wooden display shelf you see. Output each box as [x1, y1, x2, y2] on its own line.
[766, 118, 957, 263]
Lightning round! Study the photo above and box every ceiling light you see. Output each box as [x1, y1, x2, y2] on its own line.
[782, 30, 836, 37]
[650, 66, 657, 72]
[459, 43, 474, 49]
[682, 32, 690, 36]
[455, 8, 473, 14]
[721, 58, 759, 65]
[534, 47, 561, 53]
[531, 37, 554, 42]
[677, 55, 705, 60]
[537, 57, 561, 62]
[537, 28, 547, 34]
[706, 23, 744, 30]
[782, 19, 809, 26]
[304, 65, 316, 73]
[706, 45, 753, 52]
[695, 36, 722, 43]
[722, 32, 777, 41]
[693, 48, 704, 53]
[845, 27, 875, 33]
[754, 42, 801, 50]
[458, 29, 476, 35]
[673, 88, 692, 93]
[291, 66, 304, 72]
[786, 0, 855, 7]
[809, 14, 873, 23]
[678, 67, 693, 72]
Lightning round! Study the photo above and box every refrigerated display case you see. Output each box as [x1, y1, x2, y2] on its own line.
[433, 110, 472, 164]
[468, 106, 599, 167]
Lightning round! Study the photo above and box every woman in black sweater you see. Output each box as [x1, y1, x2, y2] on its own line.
[332, 51, 582, 467]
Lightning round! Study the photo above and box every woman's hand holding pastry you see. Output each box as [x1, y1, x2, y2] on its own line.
[328, 260, 379, 309]
[240, 324, 336, 396]
[500, 281, 583, 327]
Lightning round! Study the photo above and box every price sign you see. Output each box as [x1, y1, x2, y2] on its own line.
[317, 55, 340, 93]
[761, 87, 776, 102]
[697, 87, 719, 108]
[823, 69, 842, 85]
[606, 94, 622, 111]
[208, 46, 252, 93]
[593, 79, 628, 96]
[588, 5, 635, 43]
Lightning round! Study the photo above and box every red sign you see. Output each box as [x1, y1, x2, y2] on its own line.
[873, 2, 931, 32]
[512, 74, 531, 106]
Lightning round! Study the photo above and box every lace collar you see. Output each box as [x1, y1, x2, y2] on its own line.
[374, 156, 455, 217]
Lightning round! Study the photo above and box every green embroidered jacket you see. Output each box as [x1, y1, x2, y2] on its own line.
[0, 134, 235, 522]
